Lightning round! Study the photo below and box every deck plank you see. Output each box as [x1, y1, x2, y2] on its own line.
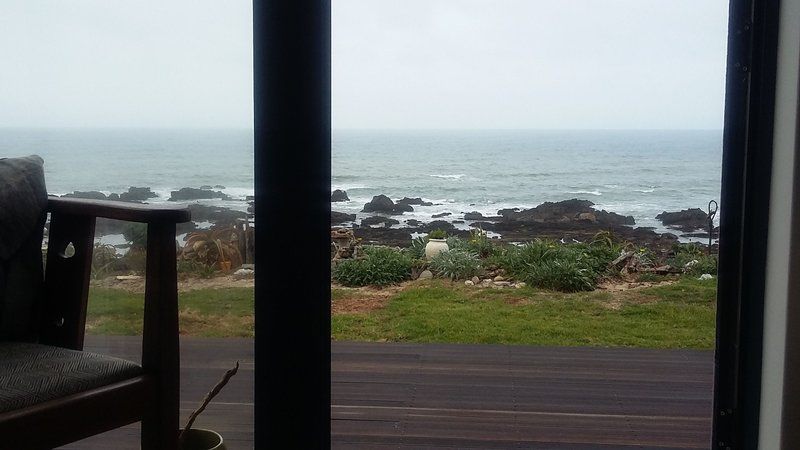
[56, 337, 712, 449]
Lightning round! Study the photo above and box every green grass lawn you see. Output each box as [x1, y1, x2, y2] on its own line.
[332, 277, 717, 349]
[86, 287, 254, 337]
[87, 276, 716, 349]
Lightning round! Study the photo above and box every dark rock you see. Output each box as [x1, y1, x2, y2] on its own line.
[187, 204, 247, 224]
[396, 197, 433, 207]
[656, 208, 708, 231]
[331, 189, 349, 202]
[682, 226, 720, 239]
[362, 194, 411, 214]
[405, 219, 423, 227]
[119, 186, 157, 202]
[361, 216, 400, 228]
[362, 194, 395, 213]
[432, 212, 451, 218]
[463, 211, 484, 220]
[452, 220, 464, 224]
[214, 185, 226, 189]
[497, 207, 520, 217]
[200, 185, 213, 190]
[169, 187, 230, 201]
[108, 193, 120, 201]
[498, 199, 634, 227]
[423, 220, 456, 232]
[331, 211, 356, 224]
[62, 191, 107, 200]
[353, 228, 414, 247]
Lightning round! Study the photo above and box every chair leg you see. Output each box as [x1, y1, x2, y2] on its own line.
[141, 394, 179, 449]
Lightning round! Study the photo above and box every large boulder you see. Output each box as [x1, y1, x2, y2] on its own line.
[362, 194, 412, 214]
[498, 199, 634, 226]
[331, 189, 349, 202]
[169, 187, 230, 201]
[119, 186, 157, 202]
[656, 208, 708, 231]
[331, 211, 356, 224]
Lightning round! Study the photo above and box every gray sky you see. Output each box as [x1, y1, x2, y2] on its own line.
[1, 1, 728, 129]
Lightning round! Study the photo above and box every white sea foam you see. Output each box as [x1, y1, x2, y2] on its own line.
[429, 174, 466, 180]
[568, 190, 602, 196]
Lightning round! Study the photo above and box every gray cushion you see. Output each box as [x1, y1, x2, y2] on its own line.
[0, 342, 142, 413]
[0, 155, 48, 341]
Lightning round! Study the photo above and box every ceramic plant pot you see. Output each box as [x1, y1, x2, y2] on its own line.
[179, 428, 226, 450]
[425, 239, 449, 260]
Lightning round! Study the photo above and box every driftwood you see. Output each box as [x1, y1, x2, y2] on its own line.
[178, 361, 240, 446]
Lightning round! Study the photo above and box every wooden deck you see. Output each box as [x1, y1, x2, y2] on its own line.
[60, 337, 713, 449]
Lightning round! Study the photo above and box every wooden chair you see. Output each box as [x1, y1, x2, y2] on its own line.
[0, 156, 190, 449]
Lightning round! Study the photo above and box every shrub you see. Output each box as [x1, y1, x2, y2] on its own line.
[428, 229, 447, 239]
[407, 236, 428, 259]
[465, 228, 497, 258]
[429, 249, 482, 280]
[522, 259, 596, 292]
[333, 246, 413, 287]
[494, 239, 602, 292]
[669, 243, 717, 275]
[177, 260, 217, 279]
[91, 243, 125, 279]
[123, 223, 147, 250]
[445, 235, 468, 251]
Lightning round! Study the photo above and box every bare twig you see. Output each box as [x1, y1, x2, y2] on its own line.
[178, 361, 240, 445]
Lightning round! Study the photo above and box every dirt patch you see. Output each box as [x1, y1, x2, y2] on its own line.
[331, 282, 413, 314]
[91, 275, 254, 294]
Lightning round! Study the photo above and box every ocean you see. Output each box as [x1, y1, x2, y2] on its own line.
[1, 128, 722, 235]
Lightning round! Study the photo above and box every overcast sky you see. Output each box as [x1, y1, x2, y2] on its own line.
[0, 1, 728, 129]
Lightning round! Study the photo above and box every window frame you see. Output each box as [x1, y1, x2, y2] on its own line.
[252, 0, 780, 447]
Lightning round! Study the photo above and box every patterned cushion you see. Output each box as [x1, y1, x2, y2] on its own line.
[0, 343, 142, 413]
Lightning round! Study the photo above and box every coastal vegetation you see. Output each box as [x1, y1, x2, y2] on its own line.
[332, 230, 717, 293]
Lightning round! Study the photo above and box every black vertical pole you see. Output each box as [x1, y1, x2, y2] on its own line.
[253, 1, 331, 448]
[713, 0, 779, 448]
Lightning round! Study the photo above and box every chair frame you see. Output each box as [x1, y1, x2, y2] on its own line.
[0, 196, 190, 450]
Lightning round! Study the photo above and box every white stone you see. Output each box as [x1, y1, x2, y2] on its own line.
[493, 275, 506, 282]
[471, 276, 480, 284]
[515, 282, 526, 288]
[493, 281, 511, 287]
[464, 280, 474, 286]
[418, 270, 434, 280]
[698, 273, 714, 280]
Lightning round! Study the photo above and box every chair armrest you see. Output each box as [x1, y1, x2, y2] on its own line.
[47, 196, 191, 224]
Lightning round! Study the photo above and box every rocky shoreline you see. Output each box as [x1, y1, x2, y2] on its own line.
[333, 193, 719, 256]
[59, 187, 718, 256]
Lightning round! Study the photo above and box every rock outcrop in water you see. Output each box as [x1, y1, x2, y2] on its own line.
[656, 208, 708, 231]
[331, 211, 356, 224]
[362, 194, 413, 214]
[396, 197, 433, 207]
[62, 191, 108, 200]
[169, 187, 230, 201]
[331, 189, 349, 202]
[120, 187, 158, 202]
[497, 199, 635, 227]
